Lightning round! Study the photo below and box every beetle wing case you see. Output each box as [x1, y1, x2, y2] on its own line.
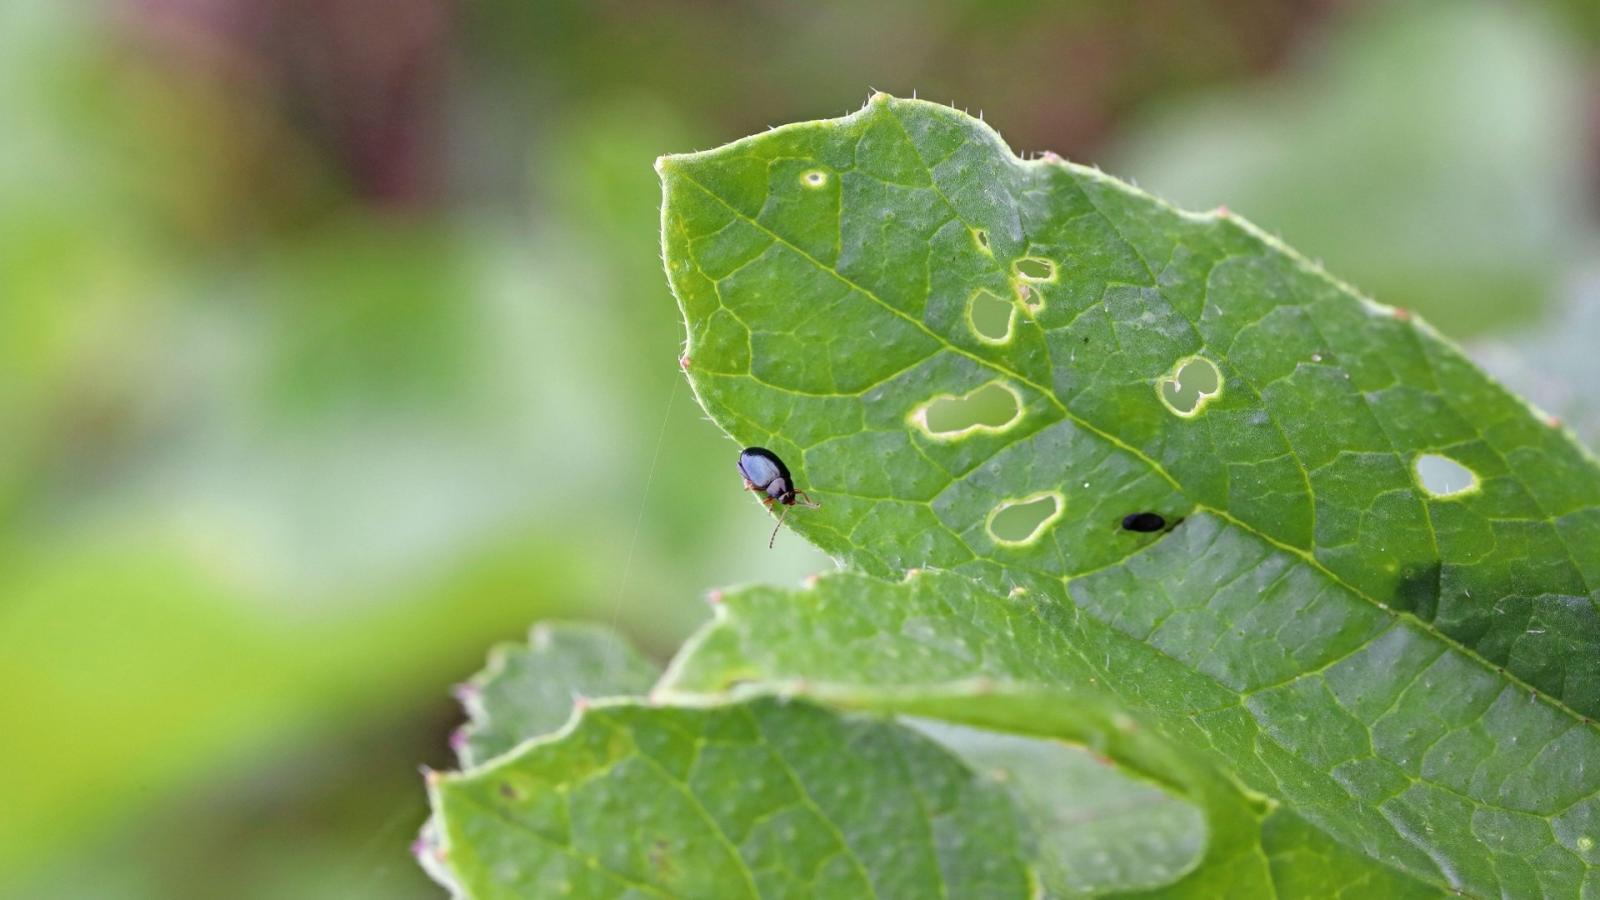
[737, 447, 788, 490]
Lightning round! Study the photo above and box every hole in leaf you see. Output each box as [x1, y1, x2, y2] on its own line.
[972, 228, 991, 253]
[801, 169, 828, 188]
[1014, 281, 1043, 314]
[1415, 454, 1477, 497]
[988, 492, 1064, 545]
[967, 289, 1017, 344]
[1014, 256, 1056, 282]
[914, 382, 1023, 438]
[1157, 356, 1222, 417]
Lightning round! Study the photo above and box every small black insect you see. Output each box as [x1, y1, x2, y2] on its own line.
[737, 447, 820, 548]
[1121, 512, 1167, 533]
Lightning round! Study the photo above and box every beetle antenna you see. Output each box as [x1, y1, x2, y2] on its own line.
[769, 504, 791, 549]
[794, 490, 821, 509]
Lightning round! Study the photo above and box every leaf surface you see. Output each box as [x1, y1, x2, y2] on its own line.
[457, 622, 661, 766]
[430, 696, 1037, 899]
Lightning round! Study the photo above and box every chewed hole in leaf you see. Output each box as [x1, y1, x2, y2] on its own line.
[1013, 256, 1056, 282]
[1157, 356, 1222, 417]
[1415, 453, 1478, 497]
[972, 228, 991, 253]
[912, 382, 1023, 439]
[1013, 282, 1043, 314]
[967, 289, 1017, 344]
[801, 169, 828, 188]
[987, 491, 1064, 545]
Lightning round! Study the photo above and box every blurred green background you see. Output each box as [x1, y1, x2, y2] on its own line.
[3, 1, 1597, 896]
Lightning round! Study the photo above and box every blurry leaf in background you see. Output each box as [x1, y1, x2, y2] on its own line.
[1473, 267, 1600, 452]
[1111, 0, 1594, 337]
[1, 3, 826, 893]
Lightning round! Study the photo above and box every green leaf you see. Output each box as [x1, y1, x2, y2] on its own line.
[421, 623, 660, 894]
[656, 94, 1600, 896]
[663, 571, 1444, 897]
[431, 627, 1228, 896]
[429, 697, 1037, 899]
[456, 622, 661, 767]
[906, 719, 1207, 895]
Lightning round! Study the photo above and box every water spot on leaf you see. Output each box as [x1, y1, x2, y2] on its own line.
[1415, 453, 1478, 498]
[1157, 356, 1222, 417]
[801, 169, 828, 188]
[1013, 256, 1056, 282]
[967, 289, 1017, 344]
[911, 382, 1022, 439]
[987, 491, 1064, 545]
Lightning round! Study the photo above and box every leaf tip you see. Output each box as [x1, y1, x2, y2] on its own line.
[654, 154, 687, 180]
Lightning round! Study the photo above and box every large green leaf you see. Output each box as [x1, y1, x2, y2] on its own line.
[430, 696, 1043, 899]
[428, 621, 1227, 897]
[654, 95, 1600, 896]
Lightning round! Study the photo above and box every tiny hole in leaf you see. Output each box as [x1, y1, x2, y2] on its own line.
[972, 228, 991, 252]
[1415, 454, 1477, 497]
[967, 289, 1016, 343]
[1014, 281, 1042, 313]
[1014, 256, 1056, 281]
[918, 383, 1021, 437]
[1158, 356, 1222, 417]
[801, 169, 828, 188]
[988, 493, 1063, 545]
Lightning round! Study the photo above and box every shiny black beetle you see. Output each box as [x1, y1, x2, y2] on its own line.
[737, 447, 820, 548]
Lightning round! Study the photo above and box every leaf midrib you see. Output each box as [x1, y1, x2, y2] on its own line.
[667, 165, 1596, 735]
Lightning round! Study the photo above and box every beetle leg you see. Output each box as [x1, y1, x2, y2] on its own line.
[768, 503, 792, 549]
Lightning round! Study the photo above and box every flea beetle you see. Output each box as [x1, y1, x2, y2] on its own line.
[737, 447, 819, 548]
[1121, 512, 1168, 533]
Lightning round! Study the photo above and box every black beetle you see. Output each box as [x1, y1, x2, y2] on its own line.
[1121, 512, 1168, 533]
[737, 447, 819, 548]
